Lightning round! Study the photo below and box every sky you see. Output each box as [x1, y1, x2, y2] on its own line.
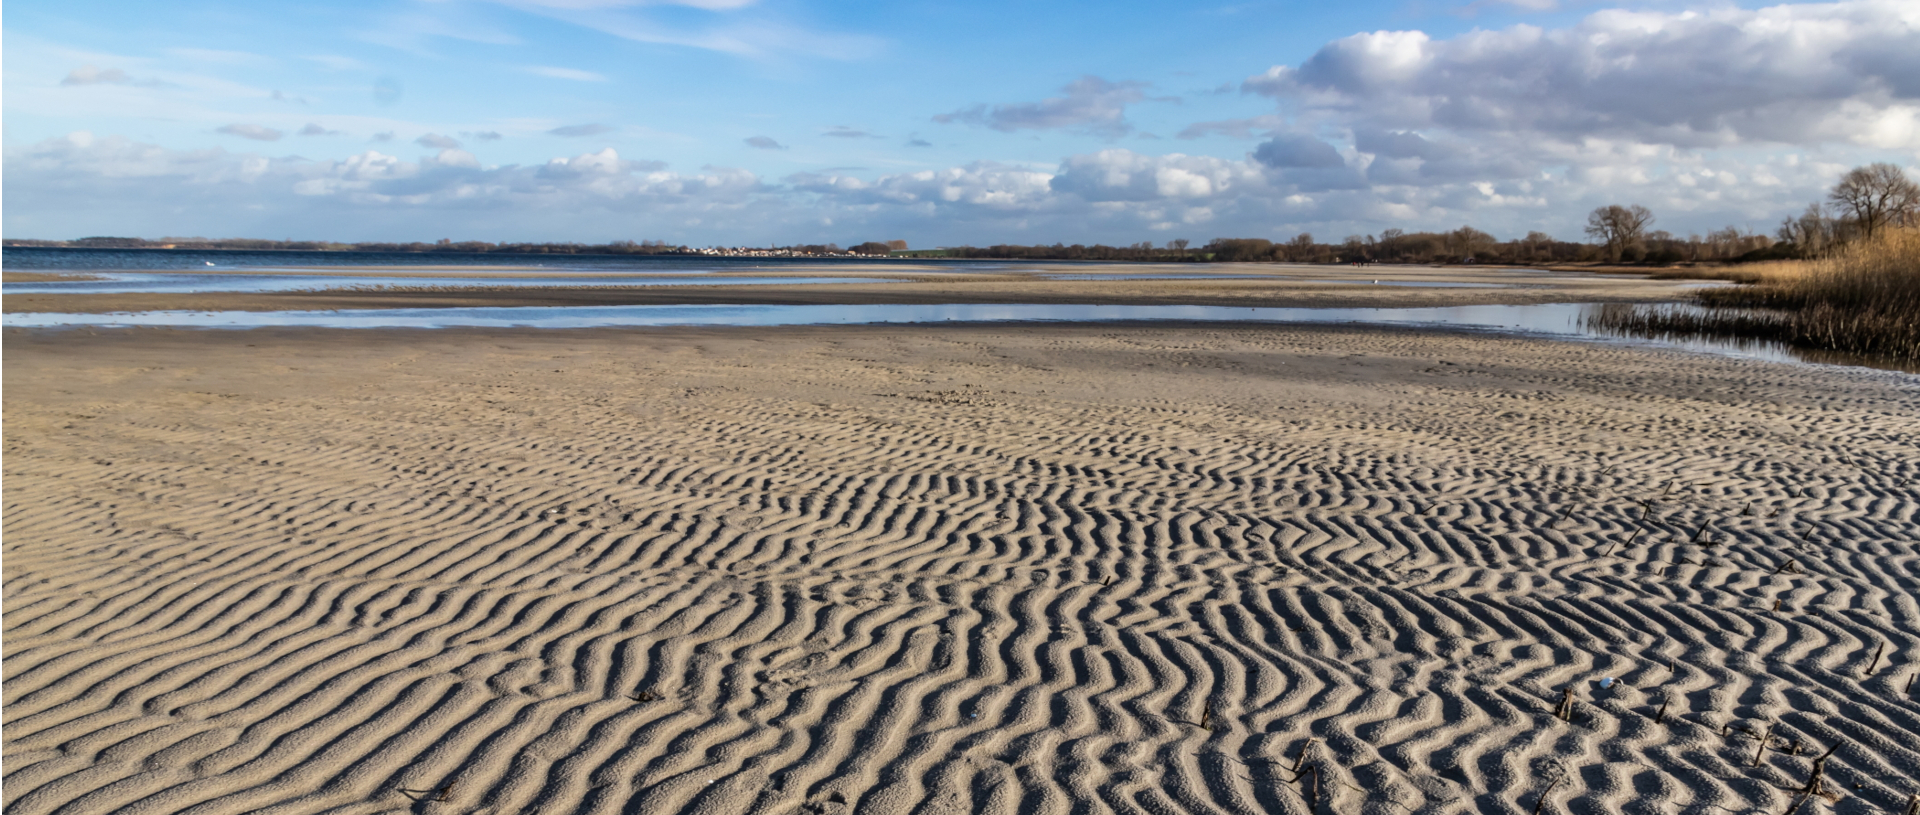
[4, 0, 1918, 247]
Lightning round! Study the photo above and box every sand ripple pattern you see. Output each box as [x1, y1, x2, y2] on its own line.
[5, 327, 1918, 815]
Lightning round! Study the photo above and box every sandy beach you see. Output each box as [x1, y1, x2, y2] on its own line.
[5, 308, 1918, 815]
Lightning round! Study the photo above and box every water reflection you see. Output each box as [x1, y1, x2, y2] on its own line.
[9, 301, 1912, 373]
[2, 272, 895, 294]
[1299, 280, 1506, 289]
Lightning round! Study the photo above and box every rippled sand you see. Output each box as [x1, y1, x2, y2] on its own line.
[5, 323, 1916, 815]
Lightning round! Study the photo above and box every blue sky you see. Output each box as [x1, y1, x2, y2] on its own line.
[5, 0, 1918, 246]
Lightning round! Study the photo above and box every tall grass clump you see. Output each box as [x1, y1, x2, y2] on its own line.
[1593, 227, 1920, 361]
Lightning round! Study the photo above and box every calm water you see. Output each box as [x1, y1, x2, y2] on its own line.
[1, 246, 951, 272]
[10, 302, 1903, 371]
[1300, 279, 1506, 288]
[3, 272, 895, 294]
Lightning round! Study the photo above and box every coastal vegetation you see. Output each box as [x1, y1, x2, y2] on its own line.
[1595, 225, 1919, 361]
[1591, 163, 1920, 362]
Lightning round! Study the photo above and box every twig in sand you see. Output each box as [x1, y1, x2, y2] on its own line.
[1689, 520, 1715, 545]
[1785, 792, 1814, 815]
[1754, 722, 1773, 767]
[1799, 741, 1843, 797]
[438, 785, 453, 803]
[1907, 672, 1916, 695]
[1199, 702, 1213, 732]
[1774, 598, 1784, 612]
[1654, 698, 1670, 725]
[1773, 560, 1799, 576]
[1901, 791, 1918, 815]
[1864, 642, 1885, 677]
[1291, 739, 1318, 775]
[1531, 776, 1563, 815]
[1556, 687, 1575, 722]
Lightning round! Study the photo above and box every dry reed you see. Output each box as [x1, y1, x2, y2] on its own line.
[1588, 227, 1920, 361]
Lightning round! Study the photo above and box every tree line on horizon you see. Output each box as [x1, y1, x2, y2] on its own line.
[8, 164, 1911, 266]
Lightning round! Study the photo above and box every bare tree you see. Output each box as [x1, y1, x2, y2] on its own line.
[1167, 238, 1190, 253]
[1777, 204, 1837, 256]
[1378, 228, 1405, 260]
[1285, 232, 1316, 262]
[1449, 225, 1495, 260]
[1585, 204, 1655, 261]
[1827, 163, 1920, 240]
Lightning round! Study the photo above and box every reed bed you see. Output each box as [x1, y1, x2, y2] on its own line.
[1590, 228, 1920, 361]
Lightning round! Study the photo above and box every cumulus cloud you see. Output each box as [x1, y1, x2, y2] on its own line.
[935, 76, 1162, 138]
[1050, 150, 1266, 202]
[416, 133, 462, 149]
[1244, 0, 1920, 151]
[218, 123, 285, 141]
[549, 123, 614, 137]
[744, 136, 786, 150]
[1251, 133, 1346, 168]
[299, 123, 343, 137]
[788, 162, 1056, 210]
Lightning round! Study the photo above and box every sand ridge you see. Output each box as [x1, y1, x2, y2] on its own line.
[4, 323, 1917, 815]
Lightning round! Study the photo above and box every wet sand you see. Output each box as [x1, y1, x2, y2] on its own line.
[4, 263, 1692, 314]
[4, 318, 1916, 815]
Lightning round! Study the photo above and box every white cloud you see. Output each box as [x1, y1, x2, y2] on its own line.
[1244, 0, 1920, 151]
[935, 76, 1160, 138]
[59, 64, 171, 88]
[524, 65, 609, 82]
[218, 123, 284, 141]
[61, 65, 133, 86]
[416, 133, 462, 149]
[1051, 150, 1266, 202]
[789, 163, 1056, 210]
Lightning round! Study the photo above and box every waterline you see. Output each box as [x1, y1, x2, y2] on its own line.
[13, 301, 1913, 372]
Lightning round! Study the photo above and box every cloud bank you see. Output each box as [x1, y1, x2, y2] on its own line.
[1244, 0, 1920, 151]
